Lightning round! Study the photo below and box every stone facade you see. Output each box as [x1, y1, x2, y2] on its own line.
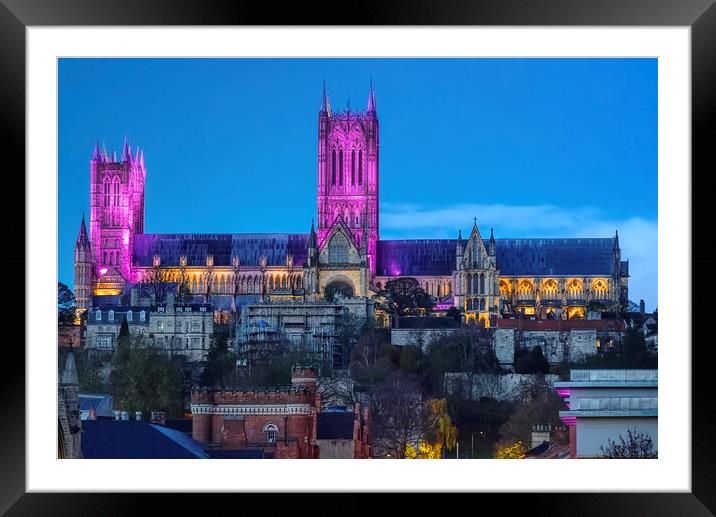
[73, 83, 629, 323]
[85, 290, 214, 362]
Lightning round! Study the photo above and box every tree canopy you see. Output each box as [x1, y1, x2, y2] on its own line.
[58, 282, 76, 324]
[378, 277, 434, 316]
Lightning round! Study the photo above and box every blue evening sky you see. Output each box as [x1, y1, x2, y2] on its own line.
[58, 58, 657, 309]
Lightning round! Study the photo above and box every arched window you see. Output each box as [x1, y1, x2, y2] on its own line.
[112, 176, 120, 207]
[95, 309, 102, 321]
[103, 252, 108, 265]
[331, 148, 336, 185]
[518, 280, 534, 300]
[499, 280, 511, 299]
[479, 273, 485, 295]
[127, 310, 133, 322]
[108, 310, 114, 322]
[328, 233, 350, 263]
[351, 148, 356, 185]
[103, 177, 111, 206]
[543, 280, 558, 299]
[592, 280, 608, 300]
[339, 148, 344, 185]
[358, 149, 363, 185]
[139, 310, 146, 322]
[264, 423, 278, 444]
[567, 280, 583, 299]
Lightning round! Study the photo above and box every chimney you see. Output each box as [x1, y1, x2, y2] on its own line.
[639, 299, 645, 314]
[135, 411, 142, 421]
[114, 410, 121, 421]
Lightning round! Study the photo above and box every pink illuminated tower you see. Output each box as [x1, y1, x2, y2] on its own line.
[316, 81, 379, 273]
[89, 137, 145, 284]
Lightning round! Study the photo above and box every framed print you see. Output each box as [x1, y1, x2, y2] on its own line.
[4, 0, 715, 514]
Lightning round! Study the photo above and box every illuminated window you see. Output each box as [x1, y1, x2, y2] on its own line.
[331, 148, 336, 185]
[339, 148, 343, 185]
[103, 177, 111, 206]
[351, 148, 355, 185]
[358, 149, 363, 185]
[112, 176, 120, 207]
[264, 423, 278, 444]
[157, 320, 164, 332]
[542, 280, 558, 299]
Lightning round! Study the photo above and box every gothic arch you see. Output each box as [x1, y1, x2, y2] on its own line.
[518, 279, 534, 300]
[542, 279, 558, 299]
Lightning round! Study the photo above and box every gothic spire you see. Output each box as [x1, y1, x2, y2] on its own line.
[613, 229, 620, 250]
[320, 80, 332, 117]
[367, 79, 376, 113]
[308, 218, 317, 249]
[121, 135, 129, 162]
[76, 213, 90, 247]
[92, 139, 101, 161]
[489, 227, 496, 255]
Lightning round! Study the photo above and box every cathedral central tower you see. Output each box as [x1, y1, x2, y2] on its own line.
[316, 82, 379, 273]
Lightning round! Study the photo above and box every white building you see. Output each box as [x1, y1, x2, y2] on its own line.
[554, 369, 657, 458]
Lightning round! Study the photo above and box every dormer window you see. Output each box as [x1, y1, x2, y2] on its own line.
[177, 307, 183, 312]
[95, 309, 102, 321]
[158, 306, 165, 312]
[199, 307, 206, 312]
[140, 310, 146, 322]
[127, 310, 133, 322]
[108, 310, 114, 322]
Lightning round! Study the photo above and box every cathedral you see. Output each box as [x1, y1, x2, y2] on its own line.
[74, 82, 629, 326]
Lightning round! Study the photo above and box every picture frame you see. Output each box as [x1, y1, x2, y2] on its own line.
[4, 0, 714, 512]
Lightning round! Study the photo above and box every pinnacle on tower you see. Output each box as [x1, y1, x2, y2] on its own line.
[76, 213, 90, 246]
[320, 81, 332, 117]
[92, 139, 101, 161]
[102, 142, 108, 162]
[367, 79, 376, 113]
[308, 218, 317, 249]
[121, 135, 129, 162]
[139, 149, 145, 168]
[613, 229, 620, 249]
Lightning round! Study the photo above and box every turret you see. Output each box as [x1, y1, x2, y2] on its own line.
[73, 214, 93, 317]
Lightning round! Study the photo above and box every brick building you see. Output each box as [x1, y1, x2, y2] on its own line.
[191, 366, 371, 459]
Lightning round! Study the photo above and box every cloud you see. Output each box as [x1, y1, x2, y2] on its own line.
[381, 203, 657, 311]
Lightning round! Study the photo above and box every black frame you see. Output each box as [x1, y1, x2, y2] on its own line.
[3, 0, 714, 514]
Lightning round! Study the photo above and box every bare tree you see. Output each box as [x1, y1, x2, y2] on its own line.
[371, 371, 425, 459]
[142, 266, 176, 303]
[599, 428, 657, 458]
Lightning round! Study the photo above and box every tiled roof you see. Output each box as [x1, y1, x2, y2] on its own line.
[133, 233, 309, 268]
[81, 420, 209, 459]
[376, 238, 616, 277]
